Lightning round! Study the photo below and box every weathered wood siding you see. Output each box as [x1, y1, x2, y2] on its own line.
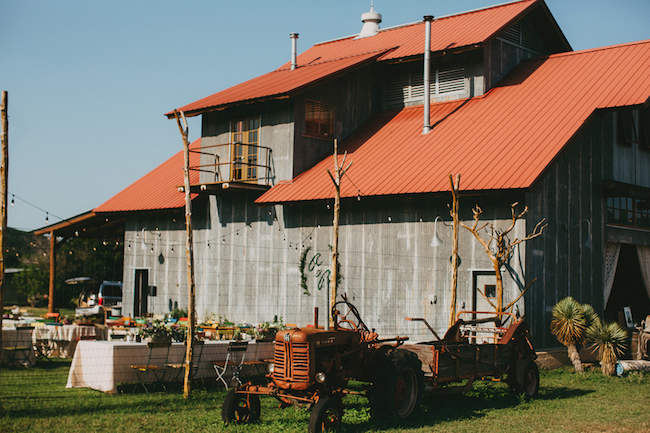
[525, 108, 650, 348]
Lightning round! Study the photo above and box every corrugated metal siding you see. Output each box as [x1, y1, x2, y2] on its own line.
[170, 0, 539, 117]
[93, 139, 201, 212]
[257, 40, 650, 204]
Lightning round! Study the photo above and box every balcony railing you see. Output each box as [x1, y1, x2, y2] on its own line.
[187, 142, 273, 193]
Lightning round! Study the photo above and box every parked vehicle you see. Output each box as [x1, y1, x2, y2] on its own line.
[222, 297, 538, 432]
[75, 281, 123, 316]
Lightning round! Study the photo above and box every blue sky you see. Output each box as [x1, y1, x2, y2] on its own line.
[1, 0, 648, 231]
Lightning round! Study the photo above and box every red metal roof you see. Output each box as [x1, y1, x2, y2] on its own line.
[292, 0, 540, 65]
[256, 40, 650, 204]
[93, 140, 201, 212]
[169, 51, 389, 118]
[169, 0, 546, 118]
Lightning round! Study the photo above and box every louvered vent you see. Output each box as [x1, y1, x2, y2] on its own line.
[385, 65, 466, 108]
[498, 21, 545, 54]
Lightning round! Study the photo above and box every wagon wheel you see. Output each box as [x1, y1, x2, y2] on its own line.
[516, 360, 539, 398]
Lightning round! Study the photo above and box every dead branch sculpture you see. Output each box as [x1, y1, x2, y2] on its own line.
[460, 202, 547, 312]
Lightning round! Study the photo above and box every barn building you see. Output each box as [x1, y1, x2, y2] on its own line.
[38, 0, 650, 348]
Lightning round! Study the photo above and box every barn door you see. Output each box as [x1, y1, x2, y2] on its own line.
[134, 269, 149, 317]
[472, 270, 498, 343]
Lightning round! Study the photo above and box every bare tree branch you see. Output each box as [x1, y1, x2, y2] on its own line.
[504, 277, 538, 312]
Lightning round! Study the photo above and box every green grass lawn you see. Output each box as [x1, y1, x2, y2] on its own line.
[1, 359, 648, 433]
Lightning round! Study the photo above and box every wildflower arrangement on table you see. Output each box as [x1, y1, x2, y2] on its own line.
[255, 316, 286, 340]
[137, 319, 186, 342]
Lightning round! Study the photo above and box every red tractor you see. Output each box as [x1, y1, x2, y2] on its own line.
[222, 298, 539, 432]
[222, 295, 423, 432]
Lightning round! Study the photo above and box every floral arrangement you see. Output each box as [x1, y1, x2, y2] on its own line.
[255, 316, 286, 340]
[137, 319, 186, 342]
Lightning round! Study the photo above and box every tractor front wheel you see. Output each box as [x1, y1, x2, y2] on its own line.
[221, 389, 261, 425]
[308, 396, 342, 433]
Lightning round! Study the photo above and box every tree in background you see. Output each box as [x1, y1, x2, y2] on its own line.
[4, 229, 123, 309]
[12, 263, 48, 306]
[56, 238, 123, 308]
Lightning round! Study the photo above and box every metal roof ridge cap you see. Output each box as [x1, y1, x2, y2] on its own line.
[545, 39, 650, 59]
[275, 48, 394, 71]
[313, 0, 536, 46]
[433, 0, 537, 22]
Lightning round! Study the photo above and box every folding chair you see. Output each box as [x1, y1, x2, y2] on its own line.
[166, 339, 205, 383]
[2, 326, 34, 368]
[130, 340, 172, 392]
[213, 341, 248, 389]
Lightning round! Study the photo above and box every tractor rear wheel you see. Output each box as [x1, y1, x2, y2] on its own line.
[369, 348, 423, 422]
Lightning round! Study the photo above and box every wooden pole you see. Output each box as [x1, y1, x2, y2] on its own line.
[326, 139, 351, 329]
[449, 174, 460, 328]
[48, 231, 55, 313]
[174, 110, 196, 399]
[0, 91, 8, 379]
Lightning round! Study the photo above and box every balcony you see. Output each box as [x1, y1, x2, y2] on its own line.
[185, 142, 273, 194]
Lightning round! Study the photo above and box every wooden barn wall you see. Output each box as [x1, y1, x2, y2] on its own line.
[121, 193, 532, 344]
[525, 112, 609, 348]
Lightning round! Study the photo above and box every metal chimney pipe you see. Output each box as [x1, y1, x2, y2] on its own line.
[422, 16, 434, 134]
[290, 33, 299, 70]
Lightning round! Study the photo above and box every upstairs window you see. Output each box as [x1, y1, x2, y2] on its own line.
[231, 117, 259, 181]
[607, 195, 650, 229]
[305, 100, 335, 139]
[617, 107, 649, 149]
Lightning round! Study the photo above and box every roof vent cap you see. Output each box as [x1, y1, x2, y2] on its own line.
[356, 5, 382, 39]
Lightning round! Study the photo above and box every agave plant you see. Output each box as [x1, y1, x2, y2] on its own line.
[550, 297, 591, 372]
[586, 321, 628, 376]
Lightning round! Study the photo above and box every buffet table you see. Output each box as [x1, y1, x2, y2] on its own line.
[66, 339, 273, 394]
[33, 324, 106, 358]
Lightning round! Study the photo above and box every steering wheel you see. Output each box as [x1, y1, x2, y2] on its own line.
[336, 319, 359, 331]
[332, 295, 368, 333]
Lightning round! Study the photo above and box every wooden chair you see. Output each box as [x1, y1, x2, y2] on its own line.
[130, 340, 172, 392]
[2, 326, 34, 368]
[213, 341, 248, 389]
[166, 339, 205, 383]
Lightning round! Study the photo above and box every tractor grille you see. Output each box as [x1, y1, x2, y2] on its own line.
[273, 341, 310, 383]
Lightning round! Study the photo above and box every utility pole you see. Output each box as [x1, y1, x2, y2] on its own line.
[1, 91, 8, 380]
[326, 139, 352, 328]
[174, 110, 196, 399]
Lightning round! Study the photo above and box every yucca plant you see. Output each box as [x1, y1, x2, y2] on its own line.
[586, 321, 628, 376]
[550, 297, 590, 372]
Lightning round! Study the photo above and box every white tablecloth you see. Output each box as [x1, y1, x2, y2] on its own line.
[1, 327, 36, 367]
[66, 340, 273, 394]
[33, 324, 106, 358]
